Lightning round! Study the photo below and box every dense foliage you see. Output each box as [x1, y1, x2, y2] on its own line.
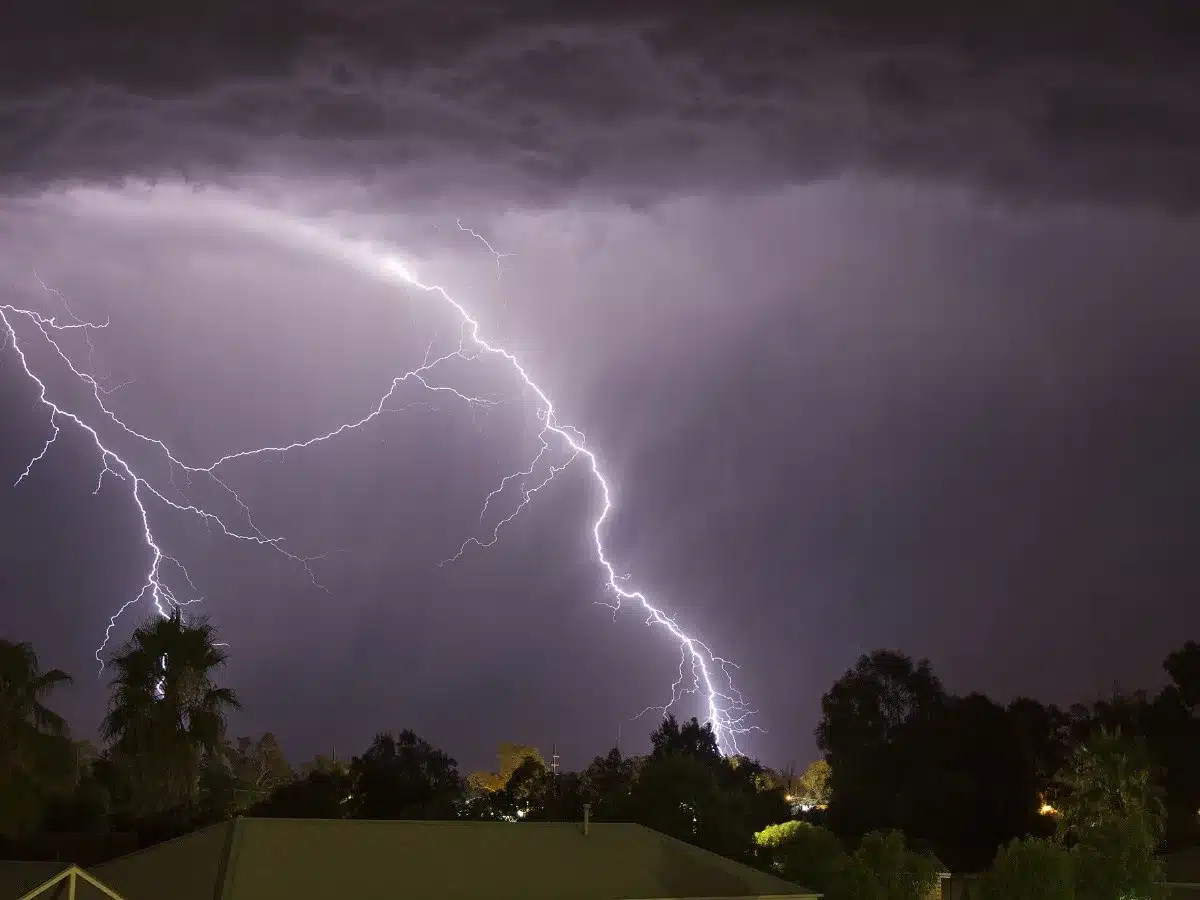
[1, 617, 1194, 895]
[816, 644, 1200, 870]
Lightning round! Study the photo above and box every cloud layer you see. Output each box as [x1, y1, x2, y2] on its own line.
[3, 1, 1198, 209]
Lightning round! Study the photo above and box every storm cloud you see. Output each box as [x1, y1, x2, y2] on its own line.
[3, 1, 1199, 209]
[1, 3, 1199, 769]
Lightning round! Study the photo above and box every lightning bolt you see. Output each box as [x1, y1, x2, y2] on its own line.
[2, 199, 757, 754]
[456, 219, 516, 276]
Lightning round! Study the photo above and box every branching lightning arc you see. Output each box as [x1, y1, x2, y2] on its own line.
[1, 202, 757, 755]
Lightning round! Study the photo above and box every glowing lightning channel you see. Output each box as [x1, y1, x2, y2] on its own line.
[456, 219, 516, 276]
[287, 221, 759, 755]
[0, 291, 338, 670]
[2, 205, 757, 754]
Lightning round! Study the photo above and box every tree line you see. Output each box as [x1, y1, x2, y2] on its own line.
[0, 611, 791, 863]
[793, 645, 1198, 899]
[3, 613, 1195, 900]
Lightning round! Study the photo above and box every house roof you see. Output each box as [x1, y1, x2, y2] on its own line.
[0, 862, 69, 899]
[93, 817, 818, 900]
[0, 862, 125, 900]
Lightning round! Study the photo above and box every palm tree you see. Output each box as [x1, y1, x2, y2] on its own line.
[0, 639, 75, 836]
[101, 611, 240, 815]
[0, 639, 72, 741]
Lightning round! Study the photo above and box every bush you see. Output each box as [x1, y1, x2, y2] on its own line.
[821, 831, 940, 900]
[1070, 815, 1164, 900]
[854, 831, 942, 900]
[754, 820, 846, 892]
[984, 837, 1074, 900]
[826, 856, 887, 900]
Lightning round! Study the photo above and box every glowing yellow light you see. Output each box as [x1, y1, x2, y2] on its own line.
[1039, 802, 1058, 816]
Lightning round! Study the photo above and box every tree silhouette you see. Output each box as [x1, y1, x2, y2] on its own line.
[580, 747, 636, 821]
[101, 611, 240, 815]
[349, 730, 462, 819]
[816, 649, 945, 835]
[0, 639, 75, 837]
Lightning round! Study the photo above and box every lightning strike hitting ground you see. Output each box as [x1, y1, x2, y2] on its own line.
[2, 199, 757, 754]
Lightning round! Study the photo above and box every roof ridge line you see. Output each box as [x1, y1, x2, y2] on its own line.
[238, 818, 623, 827]
[212, 817, 242, 900]
[92, 820, 229, 869]
[630, 825, 812, 893]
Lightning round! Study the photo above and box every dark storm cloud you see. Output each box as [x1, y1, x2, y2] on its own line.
[2, 1, 1199, 208]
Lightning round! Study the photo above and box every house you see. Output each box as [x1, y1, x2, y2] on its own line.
[89, 817, 818, 900]
[0, 861, 129, 900]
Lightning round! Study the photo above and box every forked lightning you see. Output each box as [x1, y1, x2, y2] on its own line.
[1, 203, 757, 754]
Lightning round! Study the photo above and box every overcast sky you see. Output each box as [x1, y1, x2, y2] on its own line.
[1, 1, 1198, 774]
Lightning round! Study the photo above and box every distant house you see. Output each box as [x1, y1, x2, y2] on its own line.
[88, 817, 819, 900]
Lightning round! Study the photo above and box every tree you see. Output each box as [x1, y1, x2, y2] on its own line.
[464, 742, 554, 819]
[0, 640, 72, 741]
[849, 831, 940, 900]
[464, 752, 557, 821]
[796, 759, 832, 808]
[350, 730, 462, 819]
[1069, 814, 1165, 900]
[300, 754, 349, 777]
[1150, 643, 1200, 845]
[580, 747, 636, 821]
[633, 749, 733, 850]
[1054, 726, 1165, 843]
[252, 769, 353, 819]
[816, 650, 945, 834]
[824, 857, 886, 900]
[632, 716, 788, 862]
[100, 611, 240, 816]
[1050, 724, 1166, 900]
[191, 732, 293, 821]
[499, 756, 555, 819]
[231, 733, 292, 809]
[754, 820, 846, 892]
[1163, 641, 1200, 713]
[650, 714, 721, 761]
[724, 756, 793, 846]
[543, 770, 585, 821]
[1007, 698, 1073, 818]
[0, 640, 76, 837]
[983, 837, 1074, 900]
[467, 743, 544, 794]
[195, 743, 240, 821]
[39, 742, 112, 835]
[897, 693, 1041, 871]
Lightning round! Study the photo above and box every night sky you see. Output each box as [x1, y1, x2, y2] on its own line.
[2, 1, 1199, 774]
